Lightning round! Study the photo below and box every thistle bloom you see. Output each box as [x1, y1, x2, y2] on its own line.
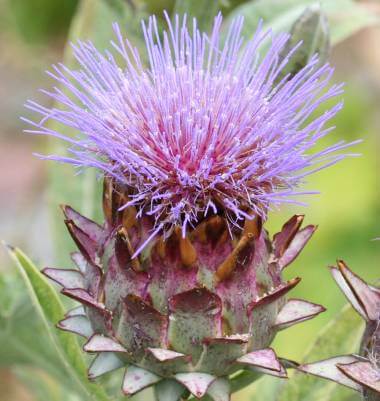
[25, 14, 355, 244]
[26, 14, 357, 400]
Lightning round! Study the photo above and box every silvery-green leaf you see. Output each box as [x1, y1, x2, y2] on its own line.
[6, 245, 111, 401]
[0, 276, 65, 375]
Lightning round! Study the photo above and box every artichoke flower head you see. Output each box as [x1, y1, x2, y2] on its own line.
[25, 13, 356, 400]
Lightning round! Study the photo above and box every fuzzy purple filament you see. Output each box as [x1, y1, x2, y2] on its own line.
[24, 13, 357, 238]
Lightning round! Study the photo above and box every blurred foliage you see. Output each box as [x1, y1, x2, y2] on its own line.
[1, 0, 379, 400]
[5, 0, 78, 43]
[173, 0, 221, 30]
[226, 0, 378, 46]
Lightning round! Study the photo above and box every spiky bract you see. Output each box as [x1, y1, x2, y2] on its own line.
[298, 261, 380, 400]
[42, 178, 325, 399]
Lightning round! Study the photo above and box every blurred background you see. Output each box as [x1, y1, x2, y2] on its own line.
[0, 0, 379, 400]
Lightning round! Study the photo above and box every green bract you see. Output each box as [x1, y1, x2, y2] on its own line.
[41, 178, 325, 399]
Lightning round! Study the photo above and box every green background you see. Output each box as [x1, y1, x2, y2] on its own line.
[0, 1, 378, 400]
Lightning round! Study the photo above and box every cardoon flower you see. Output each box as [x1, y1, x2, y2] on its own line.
[299, 261, 380, 400]
[25, 14, 356, 400]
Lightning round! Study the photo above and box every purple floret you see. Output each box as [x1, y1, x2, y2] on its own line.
[24, 13, 358, 238]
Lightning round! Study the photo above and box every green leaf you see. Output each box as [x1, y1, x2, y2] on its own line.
[276, 304, 364, 401]
[6, 245, 111, 401]
[172, 0, 221, 31]
[226, 0, 378, 46]
[277, 4, 330, 80]
[0, 270, 24, 318]
[0, 277, 64, 374]
[7, 0, 77, 44]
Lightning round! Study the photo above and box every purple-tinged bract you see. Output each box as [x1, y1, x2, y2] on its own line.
[25, 14, 354, 238]
[298, 261, 380, 400]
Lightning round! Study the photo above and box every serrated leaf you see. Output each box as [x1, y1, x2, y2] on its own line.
[276, 304, 364, 401]
[6, 245, 111, 401]
[226, 0, 378, 47]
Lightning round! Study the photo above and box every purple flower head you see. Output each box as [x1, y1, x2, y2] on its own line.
[25, 13, 357, 239]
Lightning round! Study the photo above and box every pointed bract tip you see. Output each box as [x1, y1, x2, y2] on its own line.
[2, 240, 15, 252]
[331, 260, 380, 321]
[298, 355, 362, 391]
